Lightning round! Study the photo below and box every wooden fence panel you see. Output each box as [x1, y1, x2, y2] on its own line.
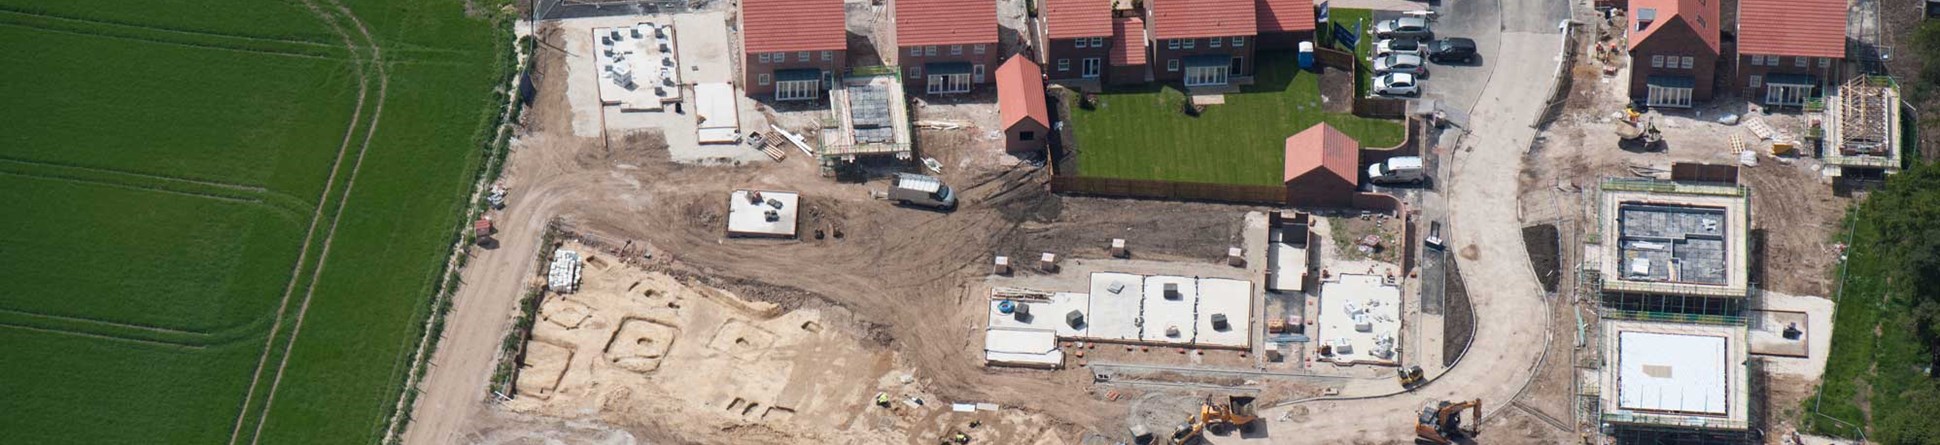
[1049, 176, 1289, 205]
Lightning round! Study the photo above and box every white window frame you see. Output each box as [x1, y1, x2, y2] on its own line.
[973, 64, 985, 83]
[822, 51, 833, 62]
[910, 46, 922, 57]
[974, 43, 987, 54]
[759, 53, 771, 63]
[1081, 57, 1101, 78]
[1646, 84, 1693, 108]
[1090, 37, 1104, 47]
[1795, 56, 1807, 68]
[798, 51, 810, 62]
[1183, 38, 1195, 49]
[926, 45, 938, 56]
[951, 45, 963, 55]
[1058, 58, 1070, 71]
[1680, 56, 1693, 69]
[1650, 55, 1664, 68]
[1747, 55, 1761, 66]
[1167, 39, 1180, 50]
[1765, 83, 1812, 106]
[775, 78, 820, 101]
[909, 66, 922, 78]
[1183, 64, 1229, 86]
[926, 73, 973, 94]
[1167, 59, 1180, 72]
[1748, 74, 1762, 88]
[1210, 37, 1222, 48]
[758, 73, 771, 85]
[1076, 39, 1089, 48]
[1232, 36, 1244, 47]
[1820, 57, 1832, 68]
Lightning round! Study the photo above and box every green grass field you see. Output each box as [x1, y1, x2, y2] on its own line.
[1067, 48, 1404, 186]
[0, 1, 508, 443]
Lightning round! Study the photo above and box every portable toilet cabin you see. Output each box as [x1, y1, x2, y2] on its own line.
[1298, 41, 1315, 70]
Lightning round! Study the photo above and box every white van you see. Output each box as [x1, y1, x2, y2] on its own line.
[888, 173, 957, 210]
[1367, 156, 1426, 185]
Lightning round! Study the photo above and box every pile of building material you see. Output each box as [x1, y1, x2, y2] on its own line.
[594, 22, 681, 111]
[548, 249, 582, 293]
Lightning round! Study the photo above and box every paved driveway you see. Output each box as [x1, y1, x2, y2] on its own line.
[1209, 0, 1570, 442]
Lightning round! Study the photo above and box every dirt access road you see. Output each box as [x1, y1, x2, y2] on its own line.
[1213, 0, 1572, 442]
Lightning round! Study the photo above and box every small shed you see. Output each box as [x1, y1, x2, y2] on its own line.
[1283, 123, 1360, 208]
[473, 217, 495, 237]
[996, 56, 1050, 154]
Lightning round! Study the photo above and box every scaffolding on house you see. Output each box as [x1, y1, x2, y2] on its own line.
[1591, 178, 1754, 318]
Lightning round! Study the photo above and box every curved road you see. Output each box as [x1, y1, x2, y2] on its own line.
[1216, 0, 1570, 442]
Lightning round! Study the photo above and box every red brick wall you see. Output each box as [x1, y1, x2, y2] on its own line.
[743, 49, 846, 97]
[1256, 30, 1315, 50]
[1625, 21, 1717, 104]
[1005, 120, 1050, 153]
[898, 43, 1002, 92]
[1734, 54, 1842, 98]
[1044, 37, 1111, 80]
[1150, 35, 1257, 83]
[1107, 63, 1148, 85]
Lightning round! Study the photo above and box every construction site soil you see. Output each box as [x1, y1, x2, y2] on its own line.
[1521, 224, 1562, 293]
[427, 21, 1279, 444]
[1440, 255, 1474, 368]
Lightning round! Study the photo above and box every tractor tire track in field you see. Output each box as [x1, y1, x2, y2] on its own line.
[0, 159, 313, 221]
[223, 0, 378, 442]
[0, 21, 345, 60]
[241, 0, 392, 442]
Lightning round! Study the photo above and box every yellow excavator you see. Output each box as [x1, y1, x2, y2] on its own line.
[1165, 395, 1258, 445]
[1415, 399, 1481, 444]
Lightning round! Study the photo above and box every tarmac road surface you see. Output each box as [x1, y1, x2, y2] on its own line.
[1211, 0, 1571, 442]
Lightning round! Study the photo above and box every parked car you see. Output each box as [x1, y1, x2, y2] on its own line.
[1367, 156, 1426, 185]
[1373, 53, 1428, 76]
[1372, 73, 1419, 97]
[1426, 37, 1478, 63]
[1374, 17, 1432, 40]
[889, 173, 956, 210]
[1373, 38, 1425, 58]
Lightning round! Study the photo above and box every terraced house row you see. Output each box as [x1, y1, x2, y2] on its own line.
[740, 0, 1325, 101]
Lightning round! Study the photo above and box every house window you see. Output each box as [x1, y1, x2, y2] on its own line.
[927, 72, 973, 94]
[1766, 82, 1813, 106]
[910, 47, 922, 57]
[798, 51, 809, 62]
[951, 45, 963, 55]
[1696, 16, 1706, 29]
[926, 45, 938, 56]
[822, 51, 833, 62]
[1232, 37, 1244, 47]
[1646, 84, 1693, 108]
[1168, 39, 1180, 50]
[1184, 63, 1230, 86]
[758, 73, 771, 85]
[1650, 55, 1664, 68]
[1081, 58, 1100, 78]
[1680, 56, 1693, 69]
[759, 53, 771, 63]
[1748, 75, 1762, 88]
[1091, 37, 1104, 47]
[1210, 37, 1222, 48]
[775, 52, 788, 62]
[1020, 131, 1035, 141]
[1763, 55, 1776, 66]
[1167, 59, 1180, 71]
[1183, 38, 1195, 49]
[1795, 56, 1807, 67]
[975, 44, 987, 54]
[1747, 55, 1761, 66]
[973, 64, 985, 83]
[775, 76, 821, 101]
[1820, 57, 1832, 68]
[910, 66, 922, 78]
[1058, 58, 1070, 71]
[1076, 39, 1089, 48]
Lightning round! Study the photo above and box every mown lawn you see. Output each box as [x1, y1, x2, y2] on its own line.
[1068, 49, 1403, 186]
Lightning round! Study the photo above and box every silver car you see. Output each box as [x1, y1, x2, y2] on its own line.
[1373, 73, 1419, 97]
[1374, 16, 1433, 40]
[1374, 53, 1428, 76]
[1373, 38, 1425, 58]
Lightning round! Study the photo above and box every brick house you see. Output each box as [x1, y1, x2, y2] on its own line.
[1735, 0, 1846, 106]
[1108, 17, 1150, 85]
[1147, 0, 1258, 86]
[1283, 123, 1358, 208]
[897, 0, 1000, 95]
[1626, 0, 1719, 108]
[1037, 0, 1114, 81]
[1254, 0, 1316, 49]
[740, 0, 846, 100]
[996, 56, 1051, 153]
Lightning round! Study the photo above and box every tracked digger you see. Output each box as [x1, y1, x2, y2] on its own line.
[1415, 399, 1481, 444]
[1163, 395, 1258, 445]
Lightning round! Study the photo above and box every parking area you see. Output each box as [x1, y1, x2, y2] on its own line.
[1363, 6, 1496, 107]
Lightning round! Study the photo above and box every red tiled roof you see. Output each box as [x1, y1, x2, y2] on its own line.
[742, 0, 846, 53]
[1043, 0, 1113, 39]
[1149, 0, 1257, 39]
[1627, 0, 1719, 52]
[1283, 123, 1358, 184]
[1738, 0, 1846, 58]
[1256, 0, 1316, 33]
[1111, 17, 1147, 65]
[997, 56, 1049, 129]
[896, 0, 999, 47]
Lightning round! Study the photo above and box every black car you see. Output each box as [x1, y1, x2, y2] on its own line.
[1427, 38, 1477, 63]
